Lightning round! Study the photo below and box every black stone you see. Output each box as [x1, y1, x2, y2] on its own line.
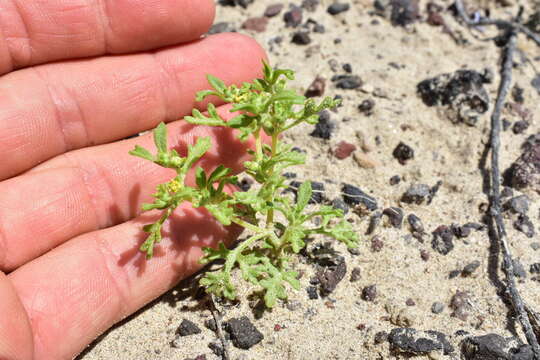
[461, 333, 529, 360]
[289, 180, 325, 204]
[513, 120, 530, 135]
[389, 0, 420, 27]
[383, 207, 404, 228]
[402, 184, 430, 204]
[224, 317, 264, 350]
[309, 110, 334, 139]
[331, 198, 349, 214]
[513, 214, 535, 238]
[291, 31, 311, 45]
[177, 319, 202, 336]
[367, 211, 382, 234]
[327, 2, 350, 15]
[504, 195, 530, 214]
[284, 6, 303, 27]
[389, 175, 401, 185]
[332, 74, 362, 89]
[505, 133, 540, 192]
[341, 184, 378, 210]
[307, 286, 318, 299]
[462, 261, 480, 276]
[388, 328, 453, 355]
[317, 258, 347, 295]
[393, 142, 414, 165]
[207, 22, 236, 35]
[361, 285, 377, 301]
[358, 99, 375, 115]
[432, 225, 454, 255]
[407, 214, 424, 233]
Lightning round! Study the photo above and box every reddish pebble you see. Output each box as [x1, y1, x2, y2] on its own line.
[242, 17, 269, 32]
[334, 141, 356, 159]
[274, 324, 282, 331]
[264, 3, 284, 17]
[420, 249, 430, 261]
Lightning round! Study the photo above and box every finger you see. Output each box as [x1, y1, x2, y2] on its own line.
[0, 0, 215, 74]
[8, 202, 240, 360]
[0, 107, 257, 271]
[0, 32, 267, 180]
[0, 272, 34, 360]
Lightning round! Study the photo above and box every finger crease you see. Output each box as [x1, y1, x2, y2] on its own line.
[31, 68, 69, 152]
[95, 0, 112, 54]
[8, 0, 33, 68]
[93, 232, 131, 317]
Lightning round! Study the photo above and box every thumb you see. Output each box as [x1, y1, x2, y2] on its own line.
[0, 271, 34, 360]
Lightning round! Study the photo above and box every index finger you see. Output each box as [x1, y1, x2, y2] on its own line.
[0, 0, 215, 74]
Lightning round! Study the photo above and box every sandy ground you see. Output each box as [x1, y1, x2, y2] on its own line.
[79, 0, 540, 359]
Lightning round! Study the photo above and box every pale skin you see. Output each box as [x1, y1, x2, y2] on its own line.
[0, 1, 267, 359]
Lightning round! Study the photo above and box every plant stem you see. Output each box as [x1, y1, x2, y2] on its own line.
[265, 133, 279, 228]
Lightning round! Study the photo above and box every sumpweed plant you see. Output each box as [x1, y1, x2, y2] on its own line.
[130, 62, 359, 307]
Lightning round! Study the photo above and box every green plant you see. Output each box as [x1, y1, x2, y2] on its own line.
[130, 62, 359, 307]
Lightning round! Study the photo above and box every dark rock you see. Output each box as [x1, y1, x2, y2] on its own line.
[393, 142, 414, 165]
[218, 0, 254, 8]
[342, 63, 352, 73]
[407, 214, 424, 233]
[405, 298, 415, 306]
[417, 69, 490, 126]
[331, 198, 349, 214]
[402, 184, 430, 204]
[389, 0, 420, 27]
[388, 328, 454, 355]
[450, 290, 473, 321]
[383, 207, 404, 228]
[530, 263, 540, 274]
[513, 214, 535, 238]
[306, 286, 318, 299]
[428, 180, 443, 204]
[432, 225, 454, 255]
[264, 3, 284, 17]
[531, 242, 540, 251]
[242, 17, 268, 32]
[291, 31, 311, 45]
[177, 319, 202, 336]
[503, 118, 512, 131]
[204, 318, 217, 332]
[341, 184, 378, 210]
[511, 259, 527, 278]
[462, 261, 480, 276]
[512, 85, 525, 104]
[367, 211, 382, 234]
[302, 0, 320, 11]
[389, 175, 401, 185]
[513, 121, 530, 135]
[284, 6, 303, 27]
[531, 74, 540, 95]
[431, 302, 445, 314]
[449, 270, 461, 279]
[239, 177, 253, 192]
[361, 285, 377, 301]
[420, 250, 430, 261]
[327, 2, 350, 15]
[307, 242, 343, 267]
[332, 74, 363, 89]
[224, 317, 264, 350]
[371, 236, 384, 252]
[305, 76, 326, 97]
[505, 195, 530, 214]
[207, 22, 236, 35]
[334, 141, 356, 159]
[317, 258, 347, 295]
[350, 267, 361, 282]
[208, 342, 223, 356]
[358, 99, 375, 115]
[461, 333, 530, 360]
[310, 110, 334, 139]
[506, 134, 540, 193]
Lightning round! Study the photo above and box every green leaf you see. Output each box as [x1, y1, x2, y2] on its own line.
[129, 145, 154, 161]
[325, 219, 359, 248]
[183, 137, 211, 172]
[185, 108, 226, 127]
[153, 122, 168, 153]
[195, 89, 216, 102]
[199, 243, 230, 264]
[205, 202, 234, 225]
[295, 181, 312, 214]
[207, 165, 231, 184]
[286, 226, 307, 253]
[200, 270, 236, 300]
[260, 276, 287, 308]
[140, 223, 163, 259]
[195, 167, 206, 189]
[207, 74, 227, 93]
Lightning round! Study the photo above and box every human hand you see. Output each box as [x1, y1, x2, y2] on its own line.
[0, 1, 266, 359]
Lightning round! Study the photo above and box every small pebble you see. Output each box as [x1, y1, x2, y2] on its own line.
[362, 285, 377, 302]
[374, 331, 388, 344]
[353, 152, 378, 168]
[393, 142, 414, 165]
[358, 99, 375, 115]
[383, 207, 404, 228]
[332, 74, 363, 89]
[264, 3, 284, 17]
[402, 184, 430, 204]
[513, 120, 529, 134]
[371, 236, 384, 252]
[531, 242, 540, 250]
[420, 250, 430, 261]
[283, 6, 303, 27]
[302, 0, 320, 11]
[350, 267, 361, 282]
[334, 141, 356, 159]
[307, 286, 318, 299]
[407, 214, 424, 233]
[405, 298, 415, 306]
[530, 263, 540, 274]
[505, 195, 530, 214]
[310, 110, 334, 139]
[242, 17, 268, 32]
[389, 175, 401, 185]
[207, 22, 235, 35]
[331, 198, 349, 214]
[513, 214, 535, 238]
[432, 225, 454, 255]
[431, 302, 445, 314]
[341, 183, 378, 210]
[177, 319, 202, 336]
[327, 2, 350, 15]
[462, 260, 480, 276]
[305, 76, 326, 97]
[291, 32, 311, 45]
[224, 317, 264, 350]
